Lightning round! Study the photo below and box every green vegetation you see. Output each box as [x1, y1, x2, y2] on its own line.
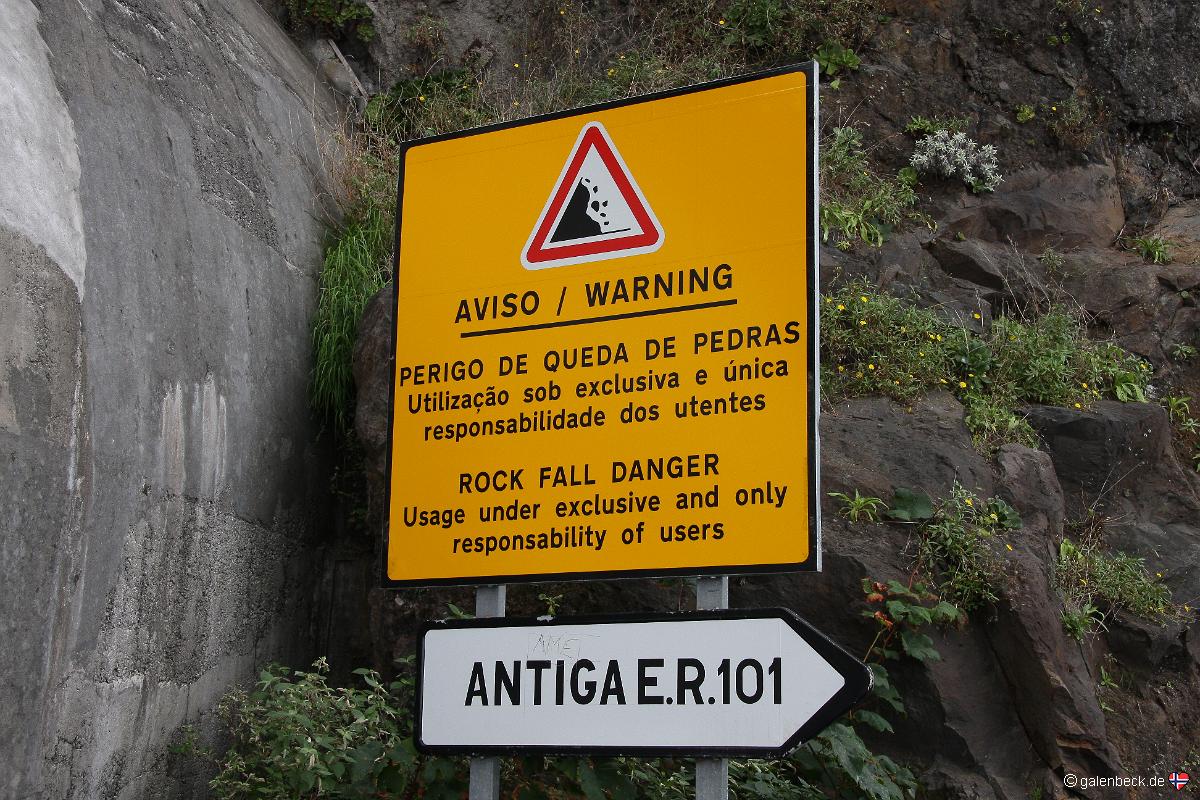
[284, 0, 374, 42]
[910, 484, 1021, 612]
[1172, 342, 1197, 361]
[963, 394, 1039, 453]
[1164, 394, 1192, 425]
[1129, 234, 1172, 264]
[821, 282, 1153, 454]
[178, 658, 437, 800]
[1049, 94, 1104, 150]
[1056, 518, 1179, 639]
[1038, 245, 1066, 276]
[821, 284, 956, 400]
[814, 41, 861, 87]
[828, 489, 888, 522]
[984, 313, 1149, 406]
[183, 578, 962, 800]
[309, 204, 391, 434]
[820, 127, 924, 249]
[1014, 104, 1036, 123]
[1162, 394, 1200, 476]
[903, 114, 969, 136]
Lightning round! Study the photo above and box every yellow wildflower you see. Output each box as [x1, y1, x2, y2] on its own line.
[868, 363, 875, 370]
[860, 295, 869, 303]
[837, 304, 846, 311]
[973, 313, 982, 320]
[959, 381, 968, 388]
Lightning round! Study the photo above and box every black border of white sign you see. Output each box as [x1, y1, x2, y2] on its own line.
[415, 608, 871, 757]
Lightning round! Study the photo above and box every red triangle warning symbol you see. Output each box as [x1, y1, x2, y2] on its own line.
[522, 122, 664, 269]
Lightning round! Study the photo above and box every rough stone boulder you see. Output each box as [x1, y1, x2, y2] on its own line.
[937, 164, 1125, 252]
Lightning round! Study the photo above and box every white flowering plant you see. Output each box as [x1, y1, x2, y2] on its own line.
[910, 130, 1002, 193]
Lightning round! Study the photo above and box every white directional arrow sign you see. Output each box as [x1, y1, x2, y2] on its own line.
[416, 608, 872, 757]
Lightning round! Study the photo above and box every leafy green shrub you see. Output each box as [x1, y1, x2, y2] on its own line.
[985, 313, 1150, 407]
[717, 0, 875, 62]
[310, 203, 392, 433]
[1038, 246, 1066, 275]
[194, 658, 452, 799]
[911, 484, 1021, 611]
[284, 0, 375, 42]
[364, 70, 486, 142]
[1056, 528, 1179, 639]
[814, 41, 861, 86]
[821, 283, 956, 399]
[1014, 104, 1036, 123]
[821, 128, 924, 249]
[821, 284, 1153, 453]
[1048, 94, 1105, 150]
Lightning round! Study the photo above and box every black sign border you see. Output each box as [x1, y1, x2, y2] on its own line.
[414, 607, 870, 758]
[382, 62, 820, 588]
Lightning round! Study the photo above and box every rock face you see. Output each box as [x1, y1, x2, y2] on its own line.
[0, 1, 339, 796]
[345, 0, 1200, 784]
[366, 0, 532, 88]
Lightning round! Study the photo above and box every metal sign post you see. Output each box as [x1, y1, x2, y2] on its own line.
[468, 584, 506, 800]
[695, 576, 730, 800]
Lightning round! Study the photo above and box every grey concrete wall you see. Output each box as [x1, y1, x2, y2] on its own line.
[0, 0, 341, 796]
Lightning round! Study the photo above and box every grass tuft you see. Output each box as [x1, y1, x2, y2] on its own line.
[1056, 514, 1180, 639]
[310, 204, 392, 434]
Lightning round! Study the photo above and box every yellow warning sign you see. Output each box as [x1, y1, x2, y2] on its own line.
[386, 65, 818, 586]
